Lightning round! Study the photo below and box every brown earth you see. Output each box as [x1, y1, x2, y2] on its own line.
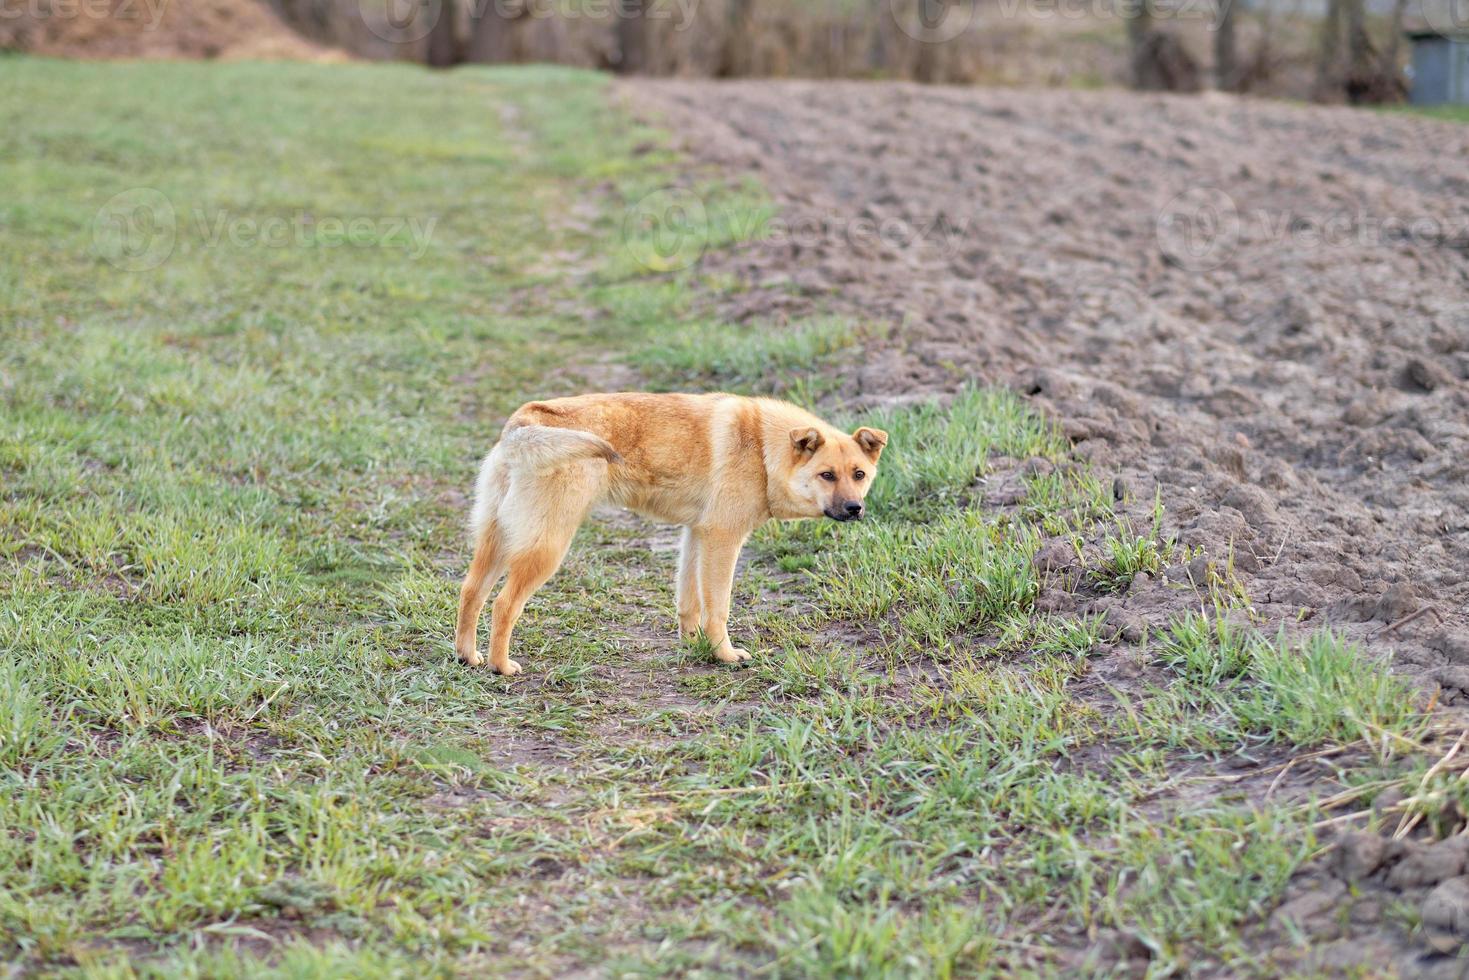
[625, 78, 1469, 971]
[0, 0, 339, 60]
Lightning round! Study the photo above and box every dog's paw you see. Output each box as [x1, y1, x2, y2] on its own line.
[713, 645, 751, 664]
[459, 648, 484, 667]
[491, 658, 522, 676]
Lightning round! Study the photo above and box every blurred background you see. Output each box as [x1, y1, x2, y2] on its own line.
[4, 0, 1466, 103]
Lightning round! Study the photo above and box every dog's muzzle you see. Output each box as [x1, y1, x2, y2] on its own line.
[825, 501, 864, 522]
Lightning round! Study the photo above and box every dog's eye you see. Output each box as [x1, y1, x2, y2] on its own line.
[853, 470, 865, 481]
[819, 471, 837, 482]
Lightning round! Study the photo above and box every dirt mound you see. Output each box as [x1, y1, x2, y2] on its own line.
[0, 0, 339, 60]
[626, 78, 1469, 967]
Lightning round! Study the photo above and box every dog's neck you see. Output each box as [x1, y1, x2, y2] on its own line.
[758, 404, 813, 522]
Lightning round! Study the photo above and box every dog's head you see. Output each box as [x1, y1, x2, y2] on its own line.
[787, 425, 888, 522]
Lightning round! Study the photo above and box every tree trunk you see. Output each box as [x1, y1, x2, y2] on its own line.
[1343, 0, 1373, 102]
[1379, 0, 1409, 86]
[1214, 0, 1237, 91]
[1314, 0, 1342, 100]
[1249, 0, 1277, 92]
[911, 0, 960, 83]
[468, 0, 519, 62]
[616, 0, 650, 74]
[426, 0, 463, 66]
[718, 0, 756, 76]
[1124, 0, 1154, 89]
[866, 0, 887, 76]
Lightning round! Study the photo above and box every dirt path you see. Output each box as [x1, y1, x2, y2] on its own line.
[627, 79, 1469, 685]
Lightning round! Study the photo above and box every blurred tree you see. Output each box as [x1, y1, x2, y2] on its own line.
[911, 0, 952, 83]
[1343, 0, 1374, 100]
[427, 0, 463, 66]
[1125, 0, 1201, 91]
[1314, 0, 1342, 98]
[469, 0, 520, 61]
[1124, 0, 1153, 84]
[718, 0, 756, 77]
[616, 0, 650, 73]
[1214, 0, 1238, 91]
[1313, 0, 1403, 102]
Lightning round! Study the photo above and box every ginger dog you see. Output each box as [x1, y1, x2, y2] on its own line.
[454, 392, 887, 675]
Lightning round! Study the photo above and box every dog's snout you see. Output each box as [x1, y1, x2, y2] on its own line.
[824, 500, 864, 522]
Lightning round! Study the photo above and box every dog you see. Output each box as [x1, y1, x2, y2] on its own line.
[454, 392, 887, 675]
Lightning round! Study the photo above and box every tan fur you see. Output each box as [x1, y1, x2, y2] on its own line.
[455, 392, 887, 674]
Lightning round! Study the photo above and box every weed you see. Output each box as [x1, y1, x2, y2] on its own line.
[1091, 489, 1175, 591]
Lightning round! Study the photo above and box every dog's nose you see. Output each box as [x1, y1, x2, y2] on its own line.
[844, 501, 864, 518]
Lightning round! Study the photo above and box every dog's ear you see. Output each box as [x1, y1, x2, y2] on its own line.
[790, 427, 824, 456]
[853, 426, 888, 461]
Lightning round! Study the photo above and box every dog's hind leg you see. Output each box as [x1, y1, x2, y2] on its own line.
[484, 463, 601, 675]
[485, 542, 567, 676]
[455, 525, 504, 667]
[675, 526, 702, 640]
[455, 446, 510, 667]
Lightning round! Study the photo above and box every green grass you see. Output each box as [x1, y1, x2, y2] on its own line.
[1090, 491, 1176, 592]
[0, 57, 1440, 976]
[1390, 103, 1469, 123]
[630, 315, 864, 402]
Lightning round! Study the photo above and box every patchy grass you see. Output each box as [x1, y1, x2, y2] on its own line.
[0, 57, 1440, 976]
[1091, 491, 1176, 592]
[860, 384, 1063, 520]
[631, 315, 863, 400]
[1390, 103, 1469, 124]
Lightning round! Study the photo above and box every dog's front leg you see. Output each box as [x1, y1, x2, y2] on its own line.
[675, 526, 702, 639]
[696, 527, 750, 664]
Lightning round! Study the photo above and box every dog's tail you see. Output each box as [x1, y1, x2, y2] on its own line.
[469, 425, 621, 543]
[501, 425, 622, 471]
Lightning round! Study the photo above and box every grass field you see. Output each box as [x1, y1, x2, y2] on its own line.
[0, 58, 1446, 976]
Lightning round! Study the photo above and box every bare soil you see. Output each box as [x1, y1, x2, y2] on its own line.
[626, 78, 1469, 970]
